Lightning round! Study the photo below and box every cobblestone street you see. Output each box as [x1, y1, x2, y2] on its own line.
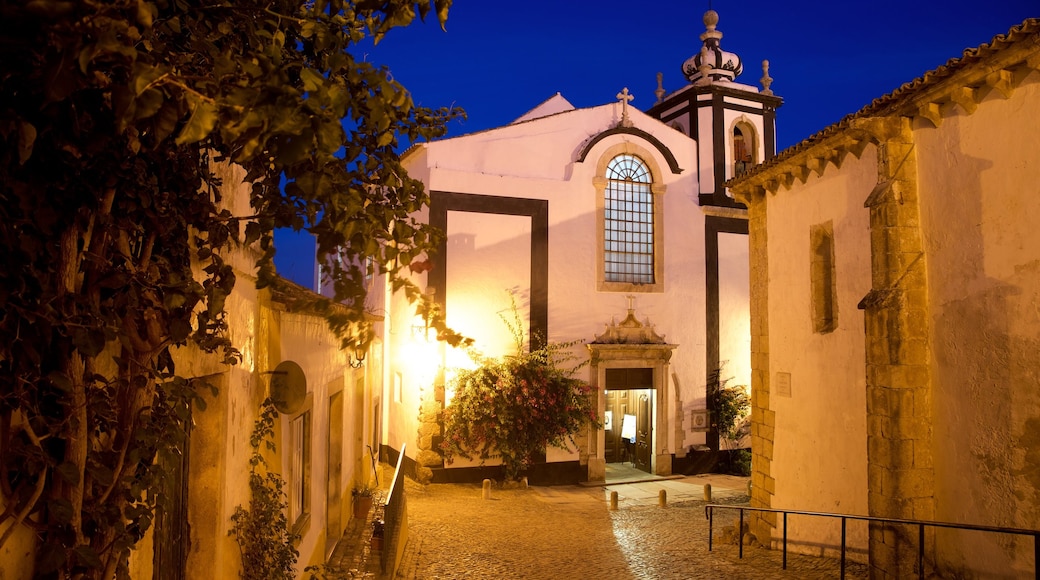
[328, 471, 868, 579]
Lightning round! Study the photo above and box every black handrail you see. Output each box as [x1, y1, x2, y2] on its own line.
[380, 443, 407, 576]
[705, 503, 1040, 579]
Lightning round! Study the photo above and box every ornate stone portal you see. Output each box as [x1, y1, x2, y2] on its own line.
[585, 298, 677, 481]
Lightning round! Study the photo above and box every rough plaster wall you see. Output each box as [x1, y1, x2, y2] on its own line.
[276, 312, 352, 570]
[916, 74, 1040, 576]
[766, 150, 874, 558]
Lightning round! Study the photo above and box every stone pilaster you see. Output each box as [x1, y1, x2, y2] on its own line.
[856, 117, 935, 579]
[414, 375, 445, 484]
[746, 192, 777, 541]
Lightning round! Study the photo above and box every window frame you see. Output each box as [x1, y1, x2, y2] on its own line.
[810, 221, 838, 334]
[594, 143, 666, 293]
[287, 396, 313, 535]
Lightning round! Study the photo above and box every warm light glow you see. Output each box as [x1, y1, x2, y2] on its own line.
[442, 345, 480, 406]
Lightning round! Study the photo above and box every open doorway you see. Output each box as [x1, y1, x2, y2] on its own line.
[604, 367, 654, 479]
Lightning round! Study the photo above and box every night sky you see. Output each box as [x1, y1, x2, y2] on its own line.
[273, 0, 1037, 288]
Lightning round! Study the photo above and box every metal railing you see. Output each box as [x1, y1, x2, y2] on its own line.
[705, 504, 1040, 579]
[380, 443, 408, 576]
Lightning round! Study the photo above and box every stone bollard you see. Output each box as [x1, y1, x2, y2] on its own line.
[610, 490, 618, 511]
[658, 489, 667, 507]
[704, 483, 712, 502]
[482, 478, 491, 500]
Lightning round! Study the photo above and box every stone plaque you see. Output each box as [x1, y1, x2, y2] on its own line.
[776, 372, 792, 397]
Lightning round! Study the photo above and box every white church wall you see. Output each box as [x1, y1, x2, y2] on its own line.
[718, 232, 751, 391]
[766, 148, 874, 560]
[405, 104, 712, 469]
[444, 211, 531, 359]
[916, 73, 1040, 576]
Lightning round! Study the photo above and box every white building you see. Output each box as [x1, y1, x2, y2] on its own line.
[377, 10, 779, 484]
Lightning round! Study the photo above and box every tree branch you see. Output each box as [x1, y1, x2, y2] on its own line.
[0, 423, 47, 551]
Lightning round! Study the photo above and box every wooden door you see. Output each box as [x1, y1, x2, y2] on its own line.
[325, 390, 344, 557]
[634, 391, 652, 472]
[604, 390, 631, 464]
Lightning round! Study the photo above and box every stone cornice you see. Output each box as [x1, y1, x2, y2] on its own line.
[729, 18, 1039, 204]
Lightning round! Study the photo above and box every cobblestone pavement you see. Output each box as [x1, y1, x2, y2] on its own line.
[328, 474, 869, 579]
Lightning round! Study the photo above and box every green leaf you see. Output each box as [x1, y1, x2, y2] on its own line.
[46, 370, 72, 392]
[169, 318, 191, 342]
[300, 68, 324, 93]
[72, 327, 107, 357]
[175, 97, 218, 145]
[73, 545, 103, 569]
[17, 121, 36, 164]
[55, 462, 80, 485]
[48, 498, 75, 524]
[244, 221, 261, 245]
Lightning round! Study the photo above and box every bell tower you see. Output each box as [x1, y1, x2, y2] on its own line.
[646, 9, 782, 208]
[645, 8, 782, 455]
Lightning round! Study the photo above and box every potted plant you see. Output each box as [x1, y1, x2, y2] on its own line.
[352, 483, 374, 520]
[370, 519, 385, 551]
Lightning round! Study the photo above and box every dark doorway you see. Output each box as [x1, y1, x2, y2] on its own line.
[153, 411, 190, 580]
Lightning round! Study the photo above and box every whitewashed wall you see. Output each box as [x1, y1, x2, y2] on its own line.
[397, 102, 719, 467]
[766, 148, 875, 559]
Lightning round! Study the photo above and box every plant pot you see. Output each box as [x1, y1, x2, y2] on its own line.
[353, 495, 373, 520]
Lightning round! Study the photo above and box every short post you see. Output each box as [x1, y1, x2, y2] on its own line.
[704, 483, 712, 501]
[610, 490, 619, 510]
[482, 479, 491, 500]
[658, 489, 667, 507]
[747, 480, 752, 495]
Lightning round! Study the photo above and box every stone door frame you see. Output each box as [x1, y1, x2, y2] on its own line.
[586, 344, 676, 481]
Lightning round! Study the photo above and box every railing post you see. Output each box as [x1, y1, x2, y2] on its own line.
[840, 517, 846, 580]
[1034, 533, 1038, 580]
[708, 506, 714, 552]
[783, 512, 788, 570]
[919, 524, 925, 580]
[739, 509, 745, 559]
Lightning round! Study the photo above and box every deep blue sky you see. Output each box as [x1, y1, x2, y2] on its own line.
[274, 0, 1036, 288]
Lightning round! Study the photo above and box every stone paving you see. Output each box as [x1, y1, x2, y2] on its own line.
[326, 469, 869, 579]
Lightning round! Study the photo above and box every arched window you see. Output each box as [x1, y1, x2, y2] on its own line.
[604, 154, 654, 284]
[733, 123, 756, 177]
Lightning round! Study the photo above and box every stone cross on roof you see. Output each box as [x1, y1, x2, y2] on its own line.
[616, 87, 634, 127]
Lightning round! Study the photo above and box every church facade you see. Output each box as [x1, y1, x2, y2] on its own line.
[728, 18, 1040, 579]
[378, 10, 778, 484]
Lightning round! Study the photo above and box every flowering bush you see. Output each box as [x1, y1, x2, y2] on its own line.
[441, 321, 599, 480]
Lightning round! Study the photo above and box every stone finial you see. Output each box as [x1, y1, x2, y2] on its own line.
[616, 87, 634, 127]
[655, 72, 666, 103]
[696, 45, 713, 86]
[760, 60, 774, 95]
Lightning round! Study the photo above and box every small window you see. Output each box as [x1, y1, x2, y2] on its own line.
[733, 125, 755, 177]
[604, 154, 654, 284]
[810, 222, 837, 333]
[289, 411, 311, 528]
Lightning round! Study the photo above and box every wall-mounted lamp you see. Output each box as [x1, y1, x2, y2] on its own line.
[411, 323, 431, 342]
[350, 346, 366, 369]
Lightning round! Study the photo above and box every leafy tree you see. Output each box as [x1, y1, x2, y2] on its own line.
[0, 0, 461, 577]
[441, 296, 600, 481]
[707, 365, 751, 474]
